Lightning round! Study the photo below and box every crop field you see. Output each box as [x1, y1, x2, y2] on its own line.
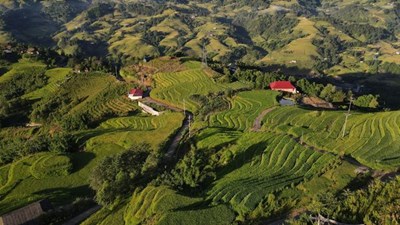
[23, 68, 72, 99]
[82, 96, 139, 120]
[207, 132, 335, 214]
[0, 112, 184, 214]
[151, 65, 249, 112]
[124, 186, 235, 225]
[99, 114, 164, 131]
[82, 112, 184, 150]
[195, 128, 242, 150]
[0, 152, 87, 214]
[209, 90, 279, 130]
[262, 107, 400, 170]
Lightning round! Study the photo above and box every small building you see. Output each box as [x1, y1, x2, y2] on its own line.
[269, 81, 297, 94]
[138, 102, 162, 116]
[0, 199, 52, 225]
[128, 89, 143, 100]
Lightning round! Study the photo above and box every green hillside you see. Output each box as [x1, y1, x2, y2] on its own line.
[0, 0, 399, 74]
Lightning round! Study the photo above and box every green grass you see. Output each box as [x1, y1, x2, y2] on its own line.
[209, 90, 279, 131]
[262, 107, 400, 170]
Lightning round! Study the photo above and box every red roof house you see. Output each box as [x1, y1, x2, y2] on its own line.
[128, 89, 144, 100]
[269, 81, 297, 94]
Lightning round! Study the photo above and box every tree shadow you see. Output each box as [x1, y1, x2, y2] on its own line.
[69, 152, 96, 173]
[216, 141, 269, 179]
[32, 185, 94, 207]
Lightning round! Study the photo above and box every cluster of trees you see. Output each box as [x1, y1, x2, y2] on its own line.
[297, 79, 348, 103]
[86, 3, 113, 21]
[324, 17, 394, 44]
[353, 94, 379, 109]
[89, 144, 159, 208]
[157, 145, 217, 192]
[232, 12, 299, 51]
[0, 68, 47, 100]
[379, 62, 400, 75]
[312, 27, 344, 71]
[304, 177, 400, 224]
[190, 93, 230, 120]
[0, 132, 73, 165]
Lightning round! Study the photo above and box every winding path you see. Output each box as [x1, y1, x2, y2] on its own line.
[141, 97, 192, 158]
[252, 107, 277, 131]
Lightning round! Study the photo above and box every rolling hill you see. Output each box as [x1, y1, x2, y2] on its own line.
[0, 0, 399, 74]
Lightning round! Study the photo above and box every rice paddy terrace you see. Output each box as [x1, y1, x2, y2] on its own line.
[209, 90, 279, 131]
[207, 132, 336, 215]
[0, 112, 184, 215]
[262, 107, 400, 169]
[150, 61, 250, 112]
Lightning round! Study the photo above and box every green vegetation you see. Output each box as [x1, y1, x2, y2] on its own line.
[0, 2, 399, 222]
[210, 90, 279, 130]
[151, 62, 249, 112]
[262, 107, 400, 169]
[124, 186, 235, 225]
[302, 177, 400, 224]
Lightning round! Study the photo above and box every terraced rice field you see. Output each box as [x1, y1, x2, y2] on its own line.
[84, 112, 184, 150]
[262, 107, 400, 169]
[151, 65, 249, 112]
[24, 68, 72, 99]
[209, 90, 279, 130]
[207, 132, 335, 214]
[0, 153, 85, 214]
[99, 115, 158, 131]
[151, 69, 225, 111]
[124, 186, 235, 225]
[85, 96, 139, 120]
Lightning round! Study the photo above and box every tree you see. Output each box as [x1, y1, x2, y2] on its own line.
[354, 95, 379, 108]
[89, 144, 151, 208]
[0, 95, 9, 127]
[159, 146, 216, 190]
[49, 133, 71, 153]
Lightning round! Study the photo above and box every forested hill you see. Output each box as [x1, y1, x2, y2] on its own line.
[0, 0, 399, 75]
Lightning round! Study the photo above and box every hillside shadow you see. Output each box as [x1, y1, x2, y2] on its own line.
[2, 5, 59, 47]
[337, 72, 400, 110]
[70, 152, 96, 173]
[32, 185, 93, 206]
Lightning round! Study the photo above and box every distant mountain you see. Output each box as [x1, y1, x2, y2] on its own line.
[0, 0, 399, 74]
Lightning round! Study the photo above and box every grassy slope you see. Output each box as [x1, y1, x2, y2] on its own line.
[260, 17, 320, 68]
